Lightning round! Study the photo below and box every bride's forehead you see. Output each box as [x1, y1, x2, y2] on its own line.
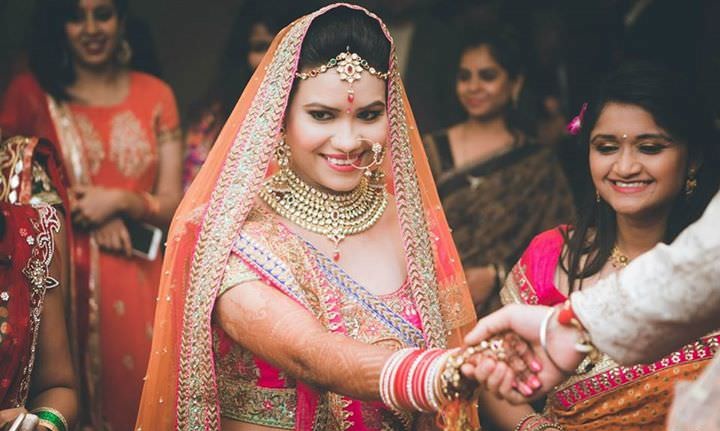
[291, 72, 387, 104]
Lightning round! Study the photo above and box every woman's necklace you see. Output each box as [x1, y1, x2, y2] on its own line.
[260, 167, 388, 261]
[610, 246, 630, 268]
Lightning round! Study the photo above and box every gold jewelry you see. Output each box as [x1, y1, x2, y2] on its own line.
[349, 138, 385, 177]
[260, 167, 387, 261]
[296, 48, 389, 104]
[610, 246, 629, 268]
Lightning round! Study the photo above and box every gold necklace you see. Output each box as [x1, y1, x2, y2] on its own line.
[260, 167, 388, 261]
[610, 246, 630, 268]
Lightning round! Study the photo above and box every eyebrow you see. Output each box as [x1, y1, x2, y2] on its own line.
[590, 133, 674, 144]
[302, 100, 386, 111]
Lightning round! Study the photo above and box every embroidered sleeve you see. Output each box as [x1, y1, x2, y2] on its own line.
[499, 261, 538, 306]
[218, 253, 260, 297]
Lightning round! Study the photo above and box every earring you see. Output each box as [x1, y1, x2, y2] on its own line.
[275, 136, 291, 168]
[595, 190, 601, 203]
[685, 168, 698, 196]
[117, 39, 133, 65]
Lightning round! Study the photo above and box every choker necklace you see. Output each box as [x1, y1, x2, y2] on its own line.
[260, 167, 388, 261]
[610, 246, 630, 268]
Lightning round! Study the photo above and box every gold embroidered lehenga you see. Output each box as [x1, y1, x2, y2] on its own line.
[135, 4, 476, 430]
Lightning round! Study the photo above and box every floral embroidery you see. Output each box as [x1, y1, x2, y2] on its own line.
[552, 334, 720, 409]
[75, 113, 105, 175]
[109, 111, 154, 178]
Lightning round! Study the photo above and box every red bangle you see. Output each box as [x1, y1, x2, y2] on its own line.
[394, 349, 422, 410]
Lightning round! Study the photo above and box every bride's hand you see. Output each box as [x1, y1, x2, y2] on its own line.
[464, 304, 586, 402]
[460, 332, 542, 404]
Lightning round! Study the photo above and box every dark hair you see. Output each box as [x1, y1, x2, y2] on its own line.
[563, 61, 720, 290]
[297, 6, 390, 82]
[454, 26, 533, 133]
[457, 26, 526, 80]
[28, 0, 130, 101]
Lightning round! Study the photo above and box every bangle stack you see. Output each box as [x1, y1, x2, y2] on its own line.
[514, 413, 564, 431]
[380, 348, 450, 412]
[380, 338, 508, 414]
[31, 407, 68, 431]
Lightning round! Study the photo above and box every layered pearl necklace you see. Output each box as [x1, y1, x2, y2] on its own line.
[260, 167, 388, 261]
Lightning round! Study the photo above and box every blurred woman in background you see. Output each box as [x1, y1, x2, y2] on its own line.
[0, 0, 182, 428]
[183, 0, 304, 188]
[424, 27, 574, 316]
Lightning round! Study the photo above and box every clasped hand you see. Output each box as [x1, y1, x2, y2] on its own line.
[460, 304, 586, 404]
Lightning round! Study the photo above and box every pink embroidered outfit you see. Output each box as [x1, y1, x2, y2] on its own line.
[135, 4, 475, 430]
[501, 227, 718, 430]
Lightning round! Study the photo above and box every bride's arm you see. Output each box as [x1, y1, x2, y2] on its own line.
[214, 279, 391, 400]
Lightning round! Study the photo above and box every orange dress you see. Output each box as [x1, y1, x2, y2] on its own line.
[1, 71, 180, 430]
[68, 72, 178, 431]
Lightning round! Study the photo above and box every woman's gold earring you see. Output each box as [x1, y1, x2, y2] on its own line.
[595, 190, 601, 203]
[685, 168, 698, 196]
[117, 39, 132, 65]
[275, 138, 290, 168]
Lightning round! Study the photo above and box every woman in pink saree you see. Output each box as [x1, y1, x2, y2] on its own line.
[482, 62, 720, 431]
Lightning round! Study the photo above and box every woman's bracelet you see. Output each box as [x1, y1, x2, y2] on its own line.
[380, 337, 512, 414]
[539, 301, 601, 375]
[539, 307, 577, 374]
[30, 407, 68, 431]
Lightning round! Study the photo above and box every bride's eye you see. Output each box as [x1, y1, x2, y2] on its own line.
[308, 110, 334, 121]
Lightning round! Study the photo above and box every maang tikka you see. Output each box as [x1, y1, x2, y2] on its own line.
[296, 46, 390, 112]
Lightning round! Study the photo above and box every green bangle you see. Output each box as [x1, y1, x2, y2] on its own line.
[31, 407, 67, 431]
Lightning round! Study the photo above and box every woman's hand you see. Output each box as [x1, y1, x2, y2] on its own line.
[464, 304, 586, 402]
[72, 186, 124, 227]
[0, 408, 38, 431]
[461, 332, 542, 404]
[93, 218, 132, 256]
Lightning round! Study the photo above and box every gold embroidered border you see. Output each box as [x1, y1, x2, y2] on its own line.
[176, 15, 312, 429]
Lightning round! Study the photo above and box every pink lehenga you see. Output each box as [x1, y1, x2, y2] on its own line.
[135, 4, 476, 430]
[501, 227, 718, 431]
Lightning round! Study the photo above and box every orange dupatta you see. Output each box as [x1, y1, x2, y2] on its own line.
[136, 4, 475, 430]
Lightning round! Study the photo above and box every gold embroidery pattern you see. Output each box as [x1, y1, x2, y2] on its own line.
[386, 62, 445, 348]
[16, 205, 61, 406]
[29, 162, 62, 207]
[551, 334, 720, 409]
[214, 331, 296, 429]
[0, 136, 31, 204]
[500, 262, 539, 305]
[75, 113, 106, 175]
[176, 15, 310, 429]
[110, 111, 154, 178]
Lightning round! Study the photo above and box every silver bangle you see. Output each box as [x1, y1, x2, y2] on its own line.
[539, 306, 575, 374]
